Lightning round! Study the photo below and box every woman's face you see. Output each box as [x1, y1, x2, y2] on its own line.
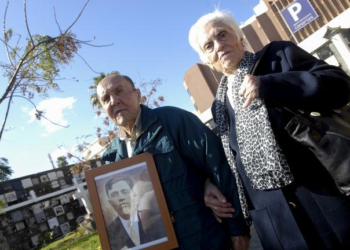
[198, 21, 245, 75]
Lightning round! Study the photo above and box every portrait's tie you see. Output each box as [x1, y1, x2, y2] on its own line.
[128, 220, 140, 245]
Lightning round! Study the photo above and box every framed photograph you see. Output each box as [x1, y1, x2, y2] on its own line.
[86, 153, 178, 250]
[60, 222, 71, 235]
[54, 205, 64, 216]
[59, 194, 70, 204]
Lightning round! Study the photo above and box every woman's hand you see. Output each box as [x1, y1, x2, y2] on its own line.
[204, 179, 235, 223]
[239, 74, 259, 108]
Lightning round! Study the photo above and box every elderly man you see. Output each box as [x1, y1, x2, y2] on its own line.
[97, 74, 250, 250]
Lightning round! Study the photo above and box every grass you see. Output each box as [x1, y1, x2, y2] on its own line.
[41, 231, 101, 250]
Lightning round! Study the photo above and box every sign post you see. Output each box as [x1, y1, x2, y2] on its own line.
[281, 0, 318, 34]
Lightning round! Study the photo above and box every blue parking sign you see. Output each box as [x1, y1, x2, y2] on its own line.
[281, 0, 318, 33]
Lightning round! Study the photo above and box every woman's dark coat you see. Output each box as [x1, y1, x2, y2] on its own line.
[213, 41, 350, 250]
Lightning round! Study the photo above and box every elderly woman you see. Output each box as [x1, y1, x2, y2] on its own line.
[189, 10, 350, 250]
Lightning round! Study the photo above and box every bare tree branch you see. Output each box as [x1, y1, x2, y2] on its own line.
[0, 34, 22, 63]
[64, 0, 90, 34]
[0, 64, 32, 142]
[74, 51, 101, 74]
[0, 34, 69, 104]
[53, 7, 62, 34]
[2, 1, 14, 68]
[10, 95, 70, 128]
[0, 38, 20, 63]
[76, 39, 114, 47]
[0, 87, 16, 143]
[23, 0, 34, 46]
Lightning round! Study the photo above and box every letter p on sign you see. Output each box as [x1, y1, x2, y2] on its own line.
[288, 3, 302, 21]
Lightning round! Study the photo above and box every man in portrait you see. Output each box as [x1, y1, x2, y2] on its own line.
[105, 175, 165, 250]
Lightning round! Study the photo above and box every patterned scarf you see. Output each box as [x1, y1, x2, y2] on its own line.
[215, 51, 294, 220]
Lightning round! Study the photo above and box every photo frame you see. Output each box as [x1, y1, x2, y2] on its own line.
[59, 194, 70, 204]
[54, 205, 64, 216]
[86, 153, 178, 250]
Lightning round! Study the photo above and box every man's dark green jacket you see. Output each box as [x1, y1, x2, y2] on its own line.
[102, 105, 248, 249]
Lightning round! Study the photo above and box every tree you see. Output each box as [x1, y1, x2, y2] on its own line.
[56, 156, 69, 168]
[0, 0, 110, 144]
[139, 78, 165, 108]
[0, 157, 13, 181]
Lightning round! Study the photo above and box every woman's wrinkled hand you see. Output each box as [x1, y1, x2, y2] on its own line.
[239, 74, 259, 108]
[204, 179, 235, 223]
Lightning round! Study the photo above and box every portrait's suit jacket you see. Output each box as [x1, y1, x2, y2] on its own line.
[106, 214, 148, 250]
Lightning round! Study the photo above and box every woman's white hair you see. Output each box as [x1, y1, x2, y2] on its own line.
[189, 10, 246, 65]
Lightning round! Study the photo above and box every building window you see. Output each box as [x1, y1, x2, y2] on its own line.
[31, 178, 40, 186]
[48, 172, 58, 181]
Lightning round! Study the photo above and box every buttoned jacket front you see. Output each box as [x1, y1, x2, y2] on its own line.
[103, 105, 248, 250]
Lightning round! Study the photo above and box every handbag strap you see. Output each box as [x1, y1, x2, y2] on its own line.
[248, 43, 272, 75]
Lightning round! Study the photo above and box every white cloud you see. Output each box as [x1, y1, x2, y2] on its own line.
[21, 106, 29, 113]
[25, 97, 76, 135]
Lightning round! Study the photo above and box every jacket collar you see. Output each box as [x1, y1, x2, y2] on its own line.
[102, 105, 162, 161]
[133, 105, 162, 155]
[138, 104, 158, 135]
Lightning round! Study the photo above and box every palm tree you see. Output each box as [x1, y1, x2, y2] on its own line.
[0, 157, 13, 181]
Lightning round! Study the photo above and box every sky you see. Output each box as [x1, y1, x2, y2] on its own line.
[0, 0, 260, 179]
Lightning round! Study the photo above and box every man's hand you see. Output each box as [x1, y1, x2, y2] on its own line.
[204, 179, 235, 223]
[239, 74, 259, 108]
[231, 235, 251, 250]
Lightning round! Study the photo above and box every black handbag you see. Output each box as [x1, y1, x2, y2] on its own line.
[284, 105, 350, 195]
[250, 43, 350, 195]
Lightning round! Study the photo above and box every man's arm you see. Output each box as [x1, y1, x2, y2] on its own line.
[164, 107, 249, 237]
[204, 179, 235, 223]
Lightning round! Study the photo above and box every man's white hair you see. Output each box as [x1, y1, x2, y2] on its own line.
[189, 10, 245, 65]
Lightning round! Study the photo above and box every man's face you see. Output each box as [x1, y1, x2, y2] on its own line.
[198, 21, 245, 75]
[108, 180, 132, 219]
[97, 76, 141, 132]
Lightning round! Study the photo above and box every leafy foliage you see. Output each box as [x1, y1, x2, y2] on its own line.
[41, 231, 100, 250]
[139, 78, 165, 108]
[56, 156, 69, 168]
[0, 157, 13, 181]
[1, 29, 81, 103]
[0, 0, 98, 143]
[38, 231, 54, 247]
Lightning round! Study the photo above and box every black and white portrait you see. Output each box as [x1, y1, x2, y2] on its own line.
[95, 162, 167, 250]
